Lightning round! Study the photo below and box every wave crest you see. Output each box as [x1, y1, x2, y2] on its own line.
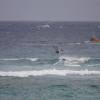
[0, 58, 38, 62]
[0, 69, 100, 77]
[59, 56, 90, 64]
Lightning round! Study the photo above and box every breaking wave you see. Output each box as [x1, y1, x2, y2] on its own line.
[59, 56, 90, 64]
[37, 24, 50, 29]
[0, 58, 39, 62]
[0, 69, 100, 77]
[1, 56, 99, 67]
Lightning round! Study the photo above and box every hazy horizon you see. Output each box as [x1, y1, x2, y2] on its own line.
[0, 0, 100, 21]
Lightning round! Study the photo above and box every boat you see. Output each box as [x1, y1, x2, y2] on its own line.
[90, 36, 100, 43]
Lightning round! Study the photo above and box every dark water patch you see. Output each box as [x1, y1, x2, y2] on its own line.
[90, 84, 100, 88]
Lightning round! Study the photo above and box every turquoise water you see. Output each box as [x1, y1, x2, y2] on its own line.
[0, 76, 100, 100]
[0, 22, 100, 100]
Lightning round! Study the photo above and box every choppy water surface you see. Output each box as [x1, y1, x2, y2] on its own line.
[0, 21, 100, 100]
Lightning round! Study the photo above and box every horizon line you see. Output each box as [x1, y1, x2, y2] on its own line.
[0, 20, 100, 23]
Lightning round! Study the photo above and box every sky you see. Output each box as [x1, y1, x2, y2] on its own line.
[0, 0, 100, 21]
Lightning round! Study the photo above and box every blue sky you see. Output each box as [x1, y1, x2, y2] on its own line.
[0, 0, 100, 21]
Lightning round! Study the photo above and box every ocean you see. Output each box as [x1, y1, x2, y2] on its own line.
[0, 21, 100, 100]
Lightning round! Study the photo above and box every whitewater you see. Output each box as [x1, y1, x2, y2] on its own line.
[0, 69, 100, 77]
[0, 21, 100, 100]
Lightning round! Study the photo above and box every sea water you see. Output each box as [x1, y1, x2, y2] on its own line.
[0, 21, 100, 100]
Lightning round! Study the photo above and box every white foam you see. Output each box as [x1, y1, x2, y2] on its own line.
[84, 41, 90, 43]
[0, 69, 100, 77]
[25, 58, 38, 61]
[67, 42, 81, 45]
[42, 24, 50, 28]
[0, 58, 38, 61]
[87, 64, 100, 67]
[0, 58, 21, 61]
[59, 56, 90, 64]
[38, 24, 50, 28]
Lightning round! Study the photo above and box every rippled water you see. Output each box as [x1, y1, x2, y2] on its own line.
[0, 21, 100, 100]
